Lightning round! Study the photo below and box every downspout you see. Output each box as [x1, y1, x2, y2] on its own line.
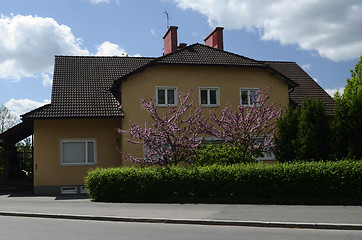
[31, 133, 34, 193]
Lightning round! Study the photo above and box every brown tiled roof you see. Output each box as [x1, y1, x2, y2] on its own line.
[265, 61, 336, 115]
[22, 45, 335, 119]
[112, 43, 298, 90]
[155, 43, 266, 66]
[22, 56, 153, 119]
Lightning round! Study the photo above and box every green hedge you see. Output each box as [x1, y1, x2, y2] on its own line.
[85, 160, 362, 205]
[194, 144, 256, 166]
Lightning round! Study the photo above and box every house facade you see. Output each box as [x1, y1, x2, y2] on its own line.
[1, 26, 335, 195]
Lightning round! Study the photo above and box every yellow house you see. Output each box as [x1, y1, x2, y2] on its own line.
[1, 26, 335, 195]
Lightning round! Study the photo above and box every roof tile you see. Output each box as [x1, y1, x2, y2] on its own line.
[22, 56, 153, 119]
[266, 61, 336, 115]
[22, 45, 335, 119]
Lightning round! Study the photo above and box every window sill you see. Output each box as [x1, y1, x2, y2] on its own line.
[200, 104, 219, 107]
[61, 163, 97, 166]
[156, 104, 178, 107]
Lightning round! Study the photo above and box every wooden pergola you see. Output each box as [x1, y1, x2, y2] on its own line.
[0, 120, 33, 179]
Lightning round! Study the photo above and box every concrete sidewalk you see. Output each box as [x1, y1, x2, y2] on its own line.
[0, 192, 361, 230]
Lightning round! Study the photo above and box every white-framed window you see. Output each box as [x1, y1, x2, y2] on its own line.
[60, 139, 97, 166]
[199, 87, 220, 107]
[240, 88, 258, 107]
[156, 86, 177, 106]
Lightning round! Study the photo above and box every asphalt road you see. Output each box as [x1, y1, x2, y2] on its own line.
[1, 215, 361, 240]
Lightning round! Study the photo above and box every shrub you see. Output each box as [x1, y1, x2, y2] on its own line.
[295, 98, 330, 161]
[275, 98, 331, 162]
[274, 106, 300, 162]
[193, 144, 256, 166]
[332, 55, 362, 159]
[85, 160, 362, 205]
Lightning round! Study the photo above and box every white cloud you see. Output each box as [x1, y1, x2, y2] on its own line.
[0, 15, 89, 81]
[87, 0, 120, 5]
[41, 73, 52, 87]
[174, 0, 362, 62]
[5, 98, 50, 117]
[150, 29, 156, 36]
[301, 63, 311, 71]
[95, 41, 129, 56]
[0, 14, 136, 90]
[89, 0, 110, 3]
[325, 87, 345, 97]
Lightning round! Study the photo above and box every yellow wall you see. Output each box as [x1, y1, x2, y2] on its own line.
[34, 64, 290, 188]
[120, 65, 289, 162]
[33, 118, 122, 186]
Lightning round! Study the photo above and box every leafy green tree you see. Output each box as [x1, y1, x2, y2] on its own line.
[275, 98, 331, 162]
[295, 98, 330, 161]
[274, 106, 300, 162]
[333, 55, 362, 159]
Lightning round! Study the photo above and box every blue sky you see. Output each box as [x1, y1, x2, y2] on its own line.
[1, 0, 361, 117]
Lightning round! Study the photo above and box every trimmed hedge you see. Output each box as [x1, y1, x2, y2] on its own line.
[85, 160, 362, 205]
[194, 144, 256, 165]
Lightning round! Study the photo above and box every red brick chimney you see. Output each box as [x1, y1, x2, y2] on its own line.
[204, 27, 224, 51]
[163, 26, 178, 55]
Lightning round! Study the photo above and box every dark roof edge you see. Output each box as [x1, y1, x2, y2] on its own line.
[21, 104, 125, 120]
[22, 116, 124, 120]
[157, 43, 267, 66]
[266, 60, 332, 97]
[54, 55, 155, 60]
[262, 61, 299, 88]
[21, 103, 52, 120]
[111, 43, 263, 91]
[111, 43, 298, 91]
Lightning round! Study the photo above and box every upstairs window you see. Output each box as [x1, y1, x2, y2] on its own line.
[240, 88, 258, 107]
[60, 139, 97, 165]
[199, 87, 219, 107]
[156, 87, 177, 106]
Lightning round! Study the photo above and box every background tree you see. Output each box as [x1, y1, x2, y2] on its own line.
[14, 137, 33, 176]
[274, 106, 300, 162]
[118, 90, 205, 165]
[332, 55, 362, 159]
[0, 104, 19, 133]
[295, 98, 330, 161]
[204, 88, 283, 162]
[0, 104, 19, 180]
[275, 98, 331, 162]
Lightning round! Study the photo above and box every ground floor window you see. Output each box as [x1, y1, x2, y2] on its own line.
[60, 139, 97, 165]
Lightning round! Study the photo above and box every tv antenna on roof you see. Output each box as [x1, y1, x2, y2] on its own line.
[165, 10, 170, 29]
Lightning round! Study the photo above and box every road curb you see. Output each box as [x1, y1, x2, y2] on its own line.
[1, 211, 361, 231]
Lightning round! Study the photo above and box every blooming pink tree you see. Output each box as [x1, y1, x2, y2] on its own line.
[204, 88, 283, 161]
[118, 90, 205, 165]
